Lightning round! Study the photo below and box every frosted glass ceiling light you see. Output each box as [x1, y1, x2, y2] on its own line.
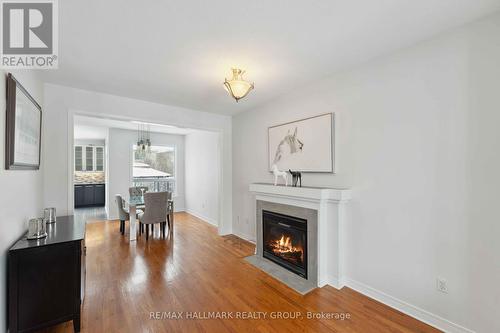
[223, 68, 254, 102]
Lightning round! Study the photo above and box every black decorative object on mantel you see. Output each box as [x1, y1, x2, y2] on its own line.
[289, 169, 302, 187]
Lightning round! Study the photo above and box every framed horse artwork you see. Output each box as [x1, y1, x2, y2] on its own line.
[268, 113, 335, 173]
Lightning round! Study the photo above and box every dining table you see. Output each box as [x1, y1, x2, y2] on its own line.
[125, 195, 174, 241]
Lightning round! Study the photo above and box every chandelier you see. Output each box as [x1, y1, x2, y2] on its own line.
[223, 68, 254, 102]
[136, 123, 151, 155]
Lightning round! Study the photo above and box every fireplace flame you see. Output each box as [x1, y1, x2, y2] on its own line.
[279, 235, 290, 249]
[271, 234, 303, 263]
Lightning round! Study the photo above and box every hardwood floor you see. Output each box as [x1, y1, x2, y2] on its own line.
[40, 212, 440, 333]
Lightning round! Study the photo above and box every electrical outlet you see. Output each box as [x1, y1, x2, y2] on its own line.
[436, 277, 448, 294]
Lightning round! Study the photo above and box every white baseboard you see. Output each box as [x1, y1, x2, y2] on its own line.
[185, 208, 218, 226]
[174, 207, 185, 213]
[231, 230, 256, 244]
[319, 276, 344, 290]
[343, 277, 474, 333]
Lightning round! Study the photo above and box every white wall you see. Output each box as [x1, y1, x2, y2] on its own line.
[107, 128, 185, 219]
[185, 131, 220, 226]
[74, 139, 105, 146]
[0, 71, 44, 332]
[232, 13, 500, 333]
[42, 84, 233, 234]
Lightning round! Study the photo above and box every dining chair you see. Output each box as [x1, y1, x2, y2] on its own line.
[166, 191, 174, 232]
[115, 194, 143, 235]
[129, 186, 149, 197]
[129, 186, 148, 234]
[138, 192, 169, 240]
[115, 194, 129, 235]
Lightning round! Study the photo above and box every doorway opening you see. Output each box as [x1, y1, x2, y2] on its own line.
[70, 114, 222, 231]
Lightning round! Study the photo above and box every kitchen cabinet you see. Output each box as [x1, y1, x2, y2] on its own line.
[95, 147, 104, 171]
[85, 147, 93, 171]
[74, 184, 105, 208]
[74, 185, 85, 207]
[75, 146, 83, 171]
[94, 184, 105, 205]
[83, 185, 94, 206]
[74, 145, 104, 172]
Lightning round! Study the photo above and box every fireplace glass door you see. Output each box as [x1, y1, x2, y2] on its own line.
[262, 210, 307, 278]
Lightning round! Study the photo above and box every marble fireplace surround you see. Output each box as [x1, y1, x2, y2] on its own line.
[247, 183, 351, 294]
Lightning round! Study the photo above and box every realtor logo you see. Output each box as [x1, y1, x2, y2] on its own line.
[1, 0, 58, 68]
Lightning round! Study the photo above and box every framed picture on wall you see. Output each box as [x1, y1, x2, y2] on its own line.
[5, 73, 42, 170]
[268, 113, 334, 173]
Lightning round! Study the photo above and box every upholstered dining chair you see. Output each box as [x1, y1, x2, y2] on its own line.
[138, 191, 169, 240]
[115, 194, 143, 235]
[166, 191, 174, 232]
[129, 186, 148, 197]
[115, 194, 129, 235]
[129, 186, 148, 234]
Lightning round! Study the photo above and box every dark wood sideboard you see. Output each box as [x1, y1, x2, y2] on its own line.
[8, 216, 86, 333]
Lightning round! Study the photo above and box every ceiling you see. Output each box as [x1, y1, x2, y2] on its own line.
[74, 115, 195, 140]
[42, 0, 500, 116]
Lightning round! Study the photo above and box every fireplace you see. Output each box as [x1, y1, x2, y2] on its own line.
[262, 210, 307, 278]
[249, 184, 351, 293]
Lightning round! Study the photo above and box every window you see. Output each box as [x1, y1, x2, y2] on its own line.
[74, 145, 105, 172]
[132, 145, 176, 194]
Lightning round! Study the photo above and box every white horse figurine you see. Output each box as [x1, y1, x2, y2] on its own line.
[272, 164, 288, 186]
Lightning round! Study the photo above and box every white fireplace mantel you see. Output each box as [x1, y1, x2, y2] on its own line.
[249, 183, 351, 203]
[249, 183, 352, 290]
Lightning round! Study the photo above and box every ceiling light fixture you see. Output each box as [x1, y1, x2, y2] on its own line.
[223, 68, 254, 102]
[136, 123, 151, 155]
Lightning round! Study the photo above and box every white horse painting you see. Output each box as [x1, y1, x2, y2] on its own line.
[268, 113, 334, 172]
[273, 127, 304, 164]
